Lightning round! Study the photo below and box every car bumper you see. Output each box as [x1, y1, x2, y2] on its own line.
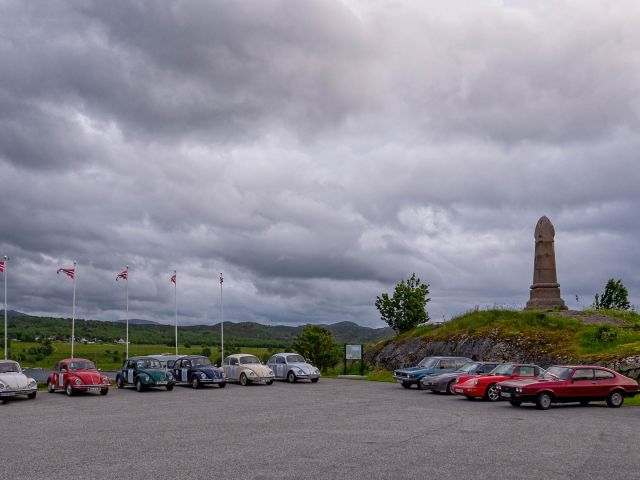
[498, 391, 537, 402]
[146, 380, 175, 387]
[198, 378, 225, 384]
[73, 384, 109, 391]
[393, 376, 418, 384]
[422, 380, 448, 391]
[0, 387, 37, 397]
[294, 373, 320, 380]
[453, 385, 484, 397]
[247, 376, 274, 384]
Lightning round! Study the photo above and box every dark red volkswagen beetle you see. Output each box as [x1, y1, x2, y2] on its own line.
[47, 358, 110, 396]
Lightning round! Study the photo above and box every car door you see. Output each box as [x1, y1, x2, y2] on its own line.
[179, 360, 191, 383]
[592, 368, 616, 398]
[276, 356, 286, 379]
[127, 360, 136, 385]
[229, 357, 239, 380]
[57, 362, 67, 388]
[566, 368, 595, 399]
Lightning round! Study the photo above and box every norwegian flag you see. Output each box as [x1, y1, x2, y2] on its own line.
[219, 274, 224, 285]
[57, 267, 75, 279]
[0, 261, 4, 273]
[171, 272, 176, 284]
[116, 268, 128, 281]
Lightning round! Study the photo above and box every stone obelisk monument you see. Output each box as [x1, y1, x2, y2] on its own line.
[525, 216, 567, 310]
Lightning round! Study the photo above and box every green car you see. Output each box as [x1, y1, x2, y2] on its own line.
[116, 356, 175, 392]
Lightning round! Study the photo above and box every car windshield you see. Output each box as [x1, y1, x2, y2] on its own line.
[543, 367, 572, 380]
[68, 361, 96, 371]
[191, 357, 212, 367]
[489, 364, 515, 376]
[0, 362, 20, 373]
[457, 363, 480, 373]
[418, 357, 438, 368]
[136, 359, 162, 369]
[286, 355, 305, 363]
[240, 356, 260, 365]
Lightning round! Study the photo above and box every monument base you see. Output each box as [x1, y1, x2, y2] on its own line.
[525, 283, 567, 310]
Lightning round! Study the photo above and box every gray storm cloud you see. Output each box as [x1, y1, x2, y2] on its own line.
[0, 0, 639, 326]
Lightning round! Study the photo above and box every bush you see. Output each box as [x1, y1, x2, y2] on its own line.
[596, 325, 618, 343]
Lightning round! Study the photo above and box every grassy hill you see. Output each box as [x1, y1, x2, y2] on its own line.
[366, 309, 640, 377]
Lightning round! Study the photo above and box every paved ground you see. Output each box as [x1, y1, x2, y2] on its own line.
[2, 379, 638, 480]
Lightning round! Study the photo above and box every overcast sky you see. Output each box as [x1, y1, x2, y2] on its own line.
[1, 0, 639, 327]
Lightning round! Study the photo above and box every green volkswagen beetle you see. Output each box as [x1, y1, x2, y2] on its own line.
[116, 356, 175, 392]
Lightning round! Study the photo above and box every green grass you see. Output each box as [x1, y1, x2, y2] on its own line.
[625, 396, 640, 407]
[9, 342, 271, 370]
[376, 309, 640, 362]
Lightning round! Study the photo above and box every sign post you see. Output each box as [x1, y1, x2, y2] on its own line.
[344, 344, 364, 376]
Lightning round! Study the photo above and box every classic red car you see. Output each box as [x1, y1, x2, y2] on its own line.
[47, 358, 110, 396]
[453, 363, 542, 401]
[497, 365, 640, 410]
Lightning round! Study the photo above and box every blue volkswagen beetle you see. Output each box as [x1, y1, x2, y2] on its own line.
[393, 356, 472, 389]
[171, 355, 226, 389]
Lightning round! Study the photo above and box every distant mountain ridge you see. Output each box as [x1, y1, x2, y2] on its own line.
[6, 312, 393, 347]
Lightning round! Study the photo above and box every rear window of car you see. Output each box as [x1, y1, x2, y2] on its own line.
[594, 369, 615, 380]
[572, 369, 594, 381]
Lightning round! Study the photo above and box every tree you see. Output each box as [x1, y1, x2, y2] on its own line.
[593, 278, 631, 310]
[375, 273, 430, 334]
[291, 325, 341, 372]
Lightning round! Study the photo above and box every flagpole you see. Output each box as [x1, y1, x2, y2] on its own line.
[125, 265, 129, 359]
[220, 272, 224, 361]
[174, 270, 178, 356]
[3, 256, 8, 360]
[71, 260, 76, 359]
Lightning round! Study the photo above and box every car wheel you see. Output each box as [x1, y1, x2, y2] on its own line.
[606, 391, 624, 408]
[509, 400, 521, 407]
[311, 378, 319, 383]
[65, 382, 74, 397]
[218, 382, 226, 388]
[27, 391, 37, 400]
[117, 376, 125, 389]
[535, 392, 552, 410]
[166, 384, 174, 391]
[401, 381, 411, 389]
[287, 371, 297, 384]
[191, 376, 200, 389]
[135, 378, 144, 392]
[416, 378, 425, 390]
[100, 388, 108, 396]
[485, 384, 500, 402]
[447, 380, 456, 395]
[47, 380, 55, 393]
[240, 373, 248, 386]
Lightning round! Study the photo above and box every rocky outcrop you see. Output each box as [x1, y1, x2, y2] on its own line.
[366, 334, 640, 380]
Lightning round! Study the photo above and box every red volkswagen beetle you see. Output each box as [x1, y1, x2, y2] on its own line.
[453, 363, 542, 401]
[47, 358, 110, 396]
[497, 365, 639, 410]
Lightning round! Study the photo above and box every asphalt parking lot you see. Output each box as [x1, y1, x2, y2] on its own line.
[2, 379, 639, 480]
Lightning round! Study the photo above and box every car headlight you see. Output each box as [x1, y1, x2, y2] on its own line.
[314, 368, 320, 374]
[141, 374, 150, 382]
[199, 372, 206, 379]
[167, 372, 174, 380]
[28, 379, 37, 388]
[516, 387, 522, 393]
[74, 378, 82, 385]
[248, 371, 257, 377]
[102, 377, 110, 384]
[268, 369, 274, 375]
[0, 382, 6, 390]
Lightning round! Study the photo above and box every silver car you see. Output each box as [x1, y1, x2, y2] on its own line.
[267, 353, 320, 383]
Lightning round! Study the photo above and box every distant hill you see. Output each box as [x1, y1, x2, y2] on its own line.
[7, 310, 29, 317]
[116, 319, 161, 325]
[5, 313, 393, 347]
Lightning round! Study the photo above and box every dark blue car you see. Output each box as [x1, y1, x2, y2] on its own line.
[393, 356, 472, 389]
[170, 355, 226, 389]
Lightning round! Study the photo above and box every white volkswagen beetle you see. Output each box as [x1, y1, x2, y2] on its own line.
[222, 354, 275, 386]
[267, 353, 320, 383]
[0, 360, 37, 401]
